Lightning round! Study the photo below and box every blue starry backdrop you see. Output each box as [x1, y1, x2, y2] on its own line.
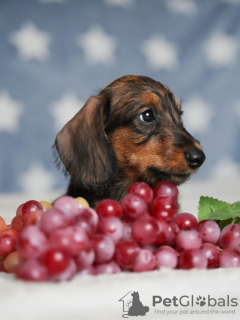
[1, 0, 240, 194]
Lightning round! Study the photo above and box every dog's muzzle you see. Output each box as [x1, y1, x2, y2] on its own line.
[185, 148, 206, 170]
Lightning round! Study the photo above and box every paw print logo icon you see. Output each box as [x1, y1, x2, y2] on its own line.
[196, 296, 206, 307]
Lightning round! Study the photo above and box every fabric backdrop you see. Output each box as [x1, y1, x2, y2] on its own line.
[1, 0, 240, 194]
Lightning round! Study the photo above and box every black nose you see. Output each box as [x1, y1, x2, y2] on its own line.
[185, 148, 206, 169]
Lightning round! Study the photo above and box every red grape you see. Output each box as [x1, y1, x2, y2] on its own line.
[153, 180, 178, 200]
[53, 196, 79, 219]
[24, 210, 43, 226]
[11, 215, 24, 232]
[133, 248, 156, 272]
[77, 208, 99, 230]
[219, 224, 240, 250]
[176, 228, 202, 252]
[179, 249, 208, 269]
[200, 243, 220, 268]
[75, 247, 95, 270]
[18, 225, 48, 259]
[0, 234, 17, 255]
[44, 248, 70, 274]
[132, 216, 158, 245]
[17, 259, 48, 281]
[220, 248, 240, 268]
[95, 261, 121, 275]
[155, 246, 178, 270]
[74, 213, 96, 237]
[95, 199, 122, 218]
[173, 212, 198, 230]
[114, 240, 140, 269]
[97, 216, 123, 243]
[128, 182, 153, 205]
[151, 196, 178, 222]
[162, 221, 179, 246]
[49, 226, 89, 255]
[155, 220, 168, 244]
[121, 193, 147, 220]
[50, 258, 77, 281]
[92, 234, 115, 264]
[197, 220, 221, 244]
[21, 200, 43, 219]
[40, 207, 72, 236]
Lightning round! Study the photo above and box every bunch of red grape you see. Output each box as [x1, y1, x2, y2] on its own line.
[0, 181, 240, 282]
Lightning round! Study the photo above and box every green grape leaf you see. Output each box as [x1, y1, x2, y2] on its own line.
[208, 201, 240, 221]
[198, 196, 230, 221]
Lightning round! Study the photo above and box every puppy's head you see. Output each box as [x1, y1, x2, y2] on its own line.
[54, 75, 205, 192]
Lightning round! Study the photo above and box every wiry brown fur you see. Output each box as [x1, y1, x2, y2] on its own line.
[54, 75, 205, 207]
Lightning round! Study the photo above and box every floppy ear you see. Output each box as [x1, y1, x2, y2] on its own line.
[54, 95, 117, 188]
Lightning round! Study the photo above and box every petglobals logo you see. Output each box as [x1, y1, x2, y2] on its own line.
[152, 295, 238, 308]
[118, 291, 238, 318]
[119, 291, 149, 318]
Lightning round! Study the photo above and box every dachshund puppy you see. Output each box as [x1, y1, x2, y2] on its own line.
[54, 75, 205, 207]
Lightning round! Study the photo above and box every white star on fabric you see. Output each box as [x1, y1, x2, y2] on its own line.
[103, 0, 134, 8]
[77, 26, 117, 65]
[141, 35, 178, 70]
[203, 33, 239, 67]
[166, 0, 197, 15]
[49, 92, 84, 131]
[19, 163, 57, 193]
[9, 22, 51, 61]
[183, 96, 213, 134]
[0, 91, 24, 134]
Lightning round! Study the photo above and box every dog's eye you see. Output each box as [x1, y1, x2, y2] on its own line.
[139, 109, 155, 123]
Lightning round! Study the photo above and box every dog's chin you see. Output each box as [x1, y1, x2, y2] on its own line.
[166, 173, 190, 186]
[146, 166, 191, 187]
